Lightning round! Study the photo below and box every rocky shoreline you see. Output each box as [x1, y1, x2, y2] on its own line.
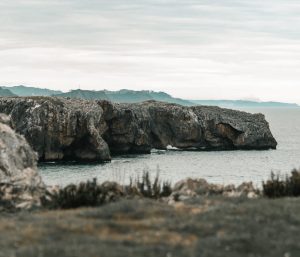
[0, 97, 277, 210]
[0, 98, 277, 210]
[0, 111, 299, 256]
[0, 112, 268, 211]
[0, 97, 277, 162]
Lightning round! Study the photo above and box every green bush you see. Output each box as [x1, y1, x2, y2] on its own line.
[128, 171, 172, 199]
[263, 169, 300, 198]
[42, 172, 172, 209]
[42, 178, 107, 209]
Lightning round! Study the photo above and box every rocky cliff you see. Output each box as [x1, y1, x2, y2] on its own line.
[99, 100, 277, 153]
[0, 97, 110, 161]
[0, 97, 277, 162]
[0, 114, 45, 210]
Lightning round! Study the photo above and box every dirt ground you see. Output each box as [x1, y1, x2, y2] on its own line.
[0, 196, 299, 257]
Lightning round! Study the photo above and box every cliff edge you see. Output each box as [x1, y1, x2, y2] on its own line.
[0, 97, 277, 162]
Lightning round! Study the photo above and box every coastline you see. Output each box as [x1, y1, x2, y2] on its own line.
[0, 107, 299, 256]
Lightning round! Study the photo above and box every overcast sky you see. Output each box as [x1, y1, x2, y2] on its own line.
[0, 0, 300, 102]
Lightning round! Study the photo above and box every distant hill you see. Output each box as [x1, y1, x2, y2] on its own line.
[2, 85, 62, 96]
[1, 86, 298, 108]
[190, 100, 299, 108]
[54, 89, 192, 106]
[0, 87, 17, 97]
[54, 89, 110, 101]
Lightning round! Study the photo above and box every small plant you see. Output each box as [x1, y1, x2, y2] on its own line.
[42, 171, 172, 209]
[128, 170, 172, 199]
[263, 169, 300, 198]
[42, 178, 107, 209]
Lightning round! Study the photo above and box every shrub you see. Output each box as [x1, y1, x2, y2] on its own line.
[42, 178, 107, 209]
[263, 169, 300, 198]
[128, 171, 172, 199]
[42, 172, 172, 209]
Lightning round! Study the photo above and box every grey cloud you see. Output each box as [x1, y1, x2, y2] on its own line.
[0, 0, 300, 102]
[1, 0, 300, 49]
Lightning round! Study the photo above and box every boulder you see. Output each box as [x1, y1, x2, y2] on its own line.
[171, 178, 259, 201]
[173, 178, 210, 197]
[0, 115, 45, 210]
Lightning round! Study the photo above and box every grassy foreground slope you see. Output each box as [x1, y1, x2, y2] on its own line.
[0, 196, 299, 257]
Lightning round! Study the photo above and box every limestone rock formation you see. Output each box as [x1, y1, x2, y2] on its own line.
[0, 115, 45, 210]
[99, 100, 152, 154]
[0, 97, 110, 161]
[0, 97, 277, 162]
[99, 100, 277, 154]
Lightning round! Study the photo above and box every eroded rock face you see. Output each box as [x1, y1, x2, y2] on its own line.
[98, 100, 277, 153]
[0, 115, 45, 210]
[0, 97, 111, 162]
[191, 105, 277, 150]
[99, 100, 152, 154]
[0, 97, 277, 162]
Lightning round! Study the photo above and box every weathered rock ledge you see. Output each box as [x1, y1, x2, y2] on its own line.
[100, 100, 277, 154]
[0, 97, 277, 162]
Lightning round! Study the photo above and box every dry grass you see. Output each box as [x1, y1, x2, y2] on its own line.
[1, 197, 300, 257]
[42, 178, 107, 209]
[127, 171, 172, 199]
[263, 169, 300, 198]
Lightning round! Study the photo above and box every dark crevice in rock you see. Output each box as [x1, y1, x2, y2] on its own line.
[150, 131, 166, 150]
[63, 135, 98, 161]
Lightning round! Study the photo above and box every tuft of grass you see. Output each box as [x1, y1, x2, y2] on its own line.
[128, 171, 172, 199]
[263, 169, 300, 198]
[42, 178, 107, 209]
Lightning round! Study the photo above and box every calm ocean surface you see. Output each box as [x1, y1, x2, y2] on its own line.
[39, 108, 300, 187]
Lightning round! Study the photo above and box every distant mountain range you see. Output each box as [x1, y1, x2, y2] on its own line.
[0, 87, 17, 97]
[0, 85, 298, 108]
[2, 85, 62, 96]
[54, 89, 192, 106]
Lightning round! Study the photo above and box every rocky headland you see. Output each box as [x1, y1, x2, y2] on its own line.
[0, 96, 277, 162]
[0, 112, 264, 213]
